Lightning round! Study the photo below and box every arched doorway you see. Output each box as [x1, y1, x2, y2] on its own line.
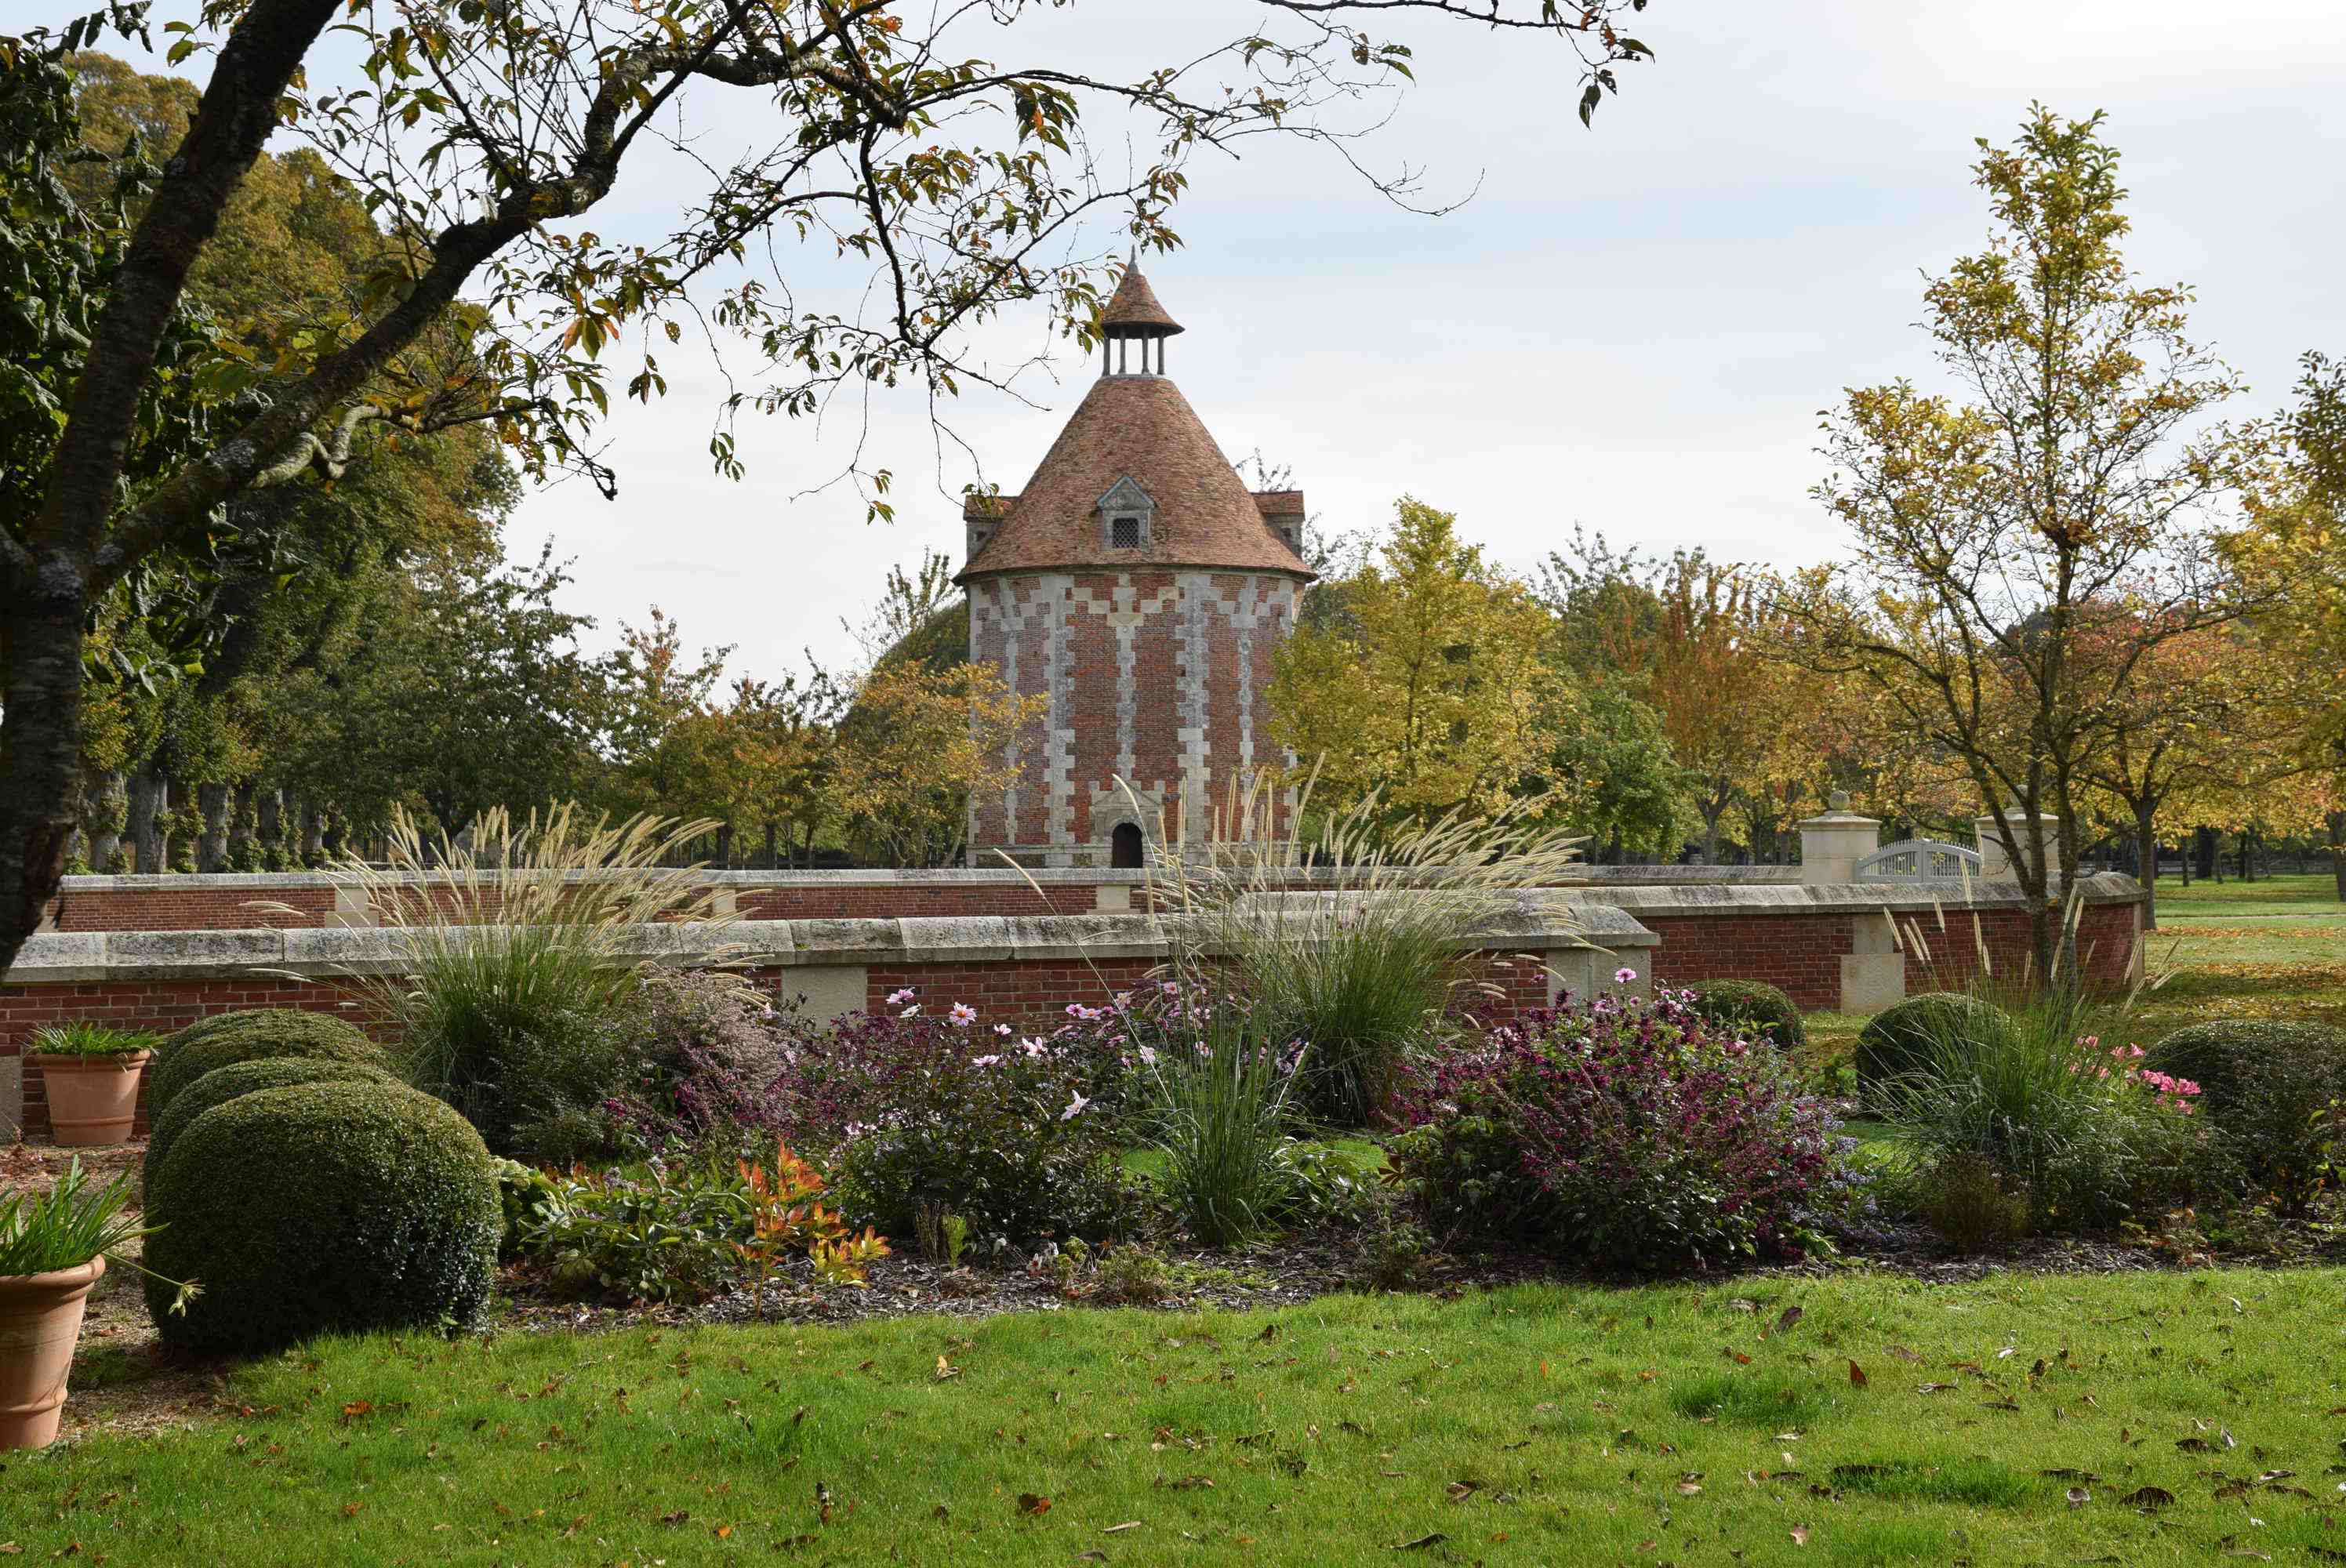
[1110, 822, 1144, 869]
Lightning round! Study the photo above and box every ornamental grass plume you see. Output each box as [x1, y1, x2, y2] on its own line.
[270, 803, 732, 1157]
[1134, 768, 1589, 1126]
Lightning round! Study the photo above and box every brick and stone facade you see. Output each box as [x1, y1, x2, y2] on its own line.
[957, 267, 1313, 866]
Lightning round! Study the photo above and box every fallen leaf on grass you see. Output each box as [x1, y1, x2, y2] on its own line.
[2120, 1486, 2176, 1511]
[1103, 1522, 1141, 1534]
[1777, 1306, 1804, 1334]
[1791, 1524, 1811, 1546]
[1848, 1361, 1868, 1388]
[1017, 1494, 1051, 1517]
[1392, 1533, 1447, 1551]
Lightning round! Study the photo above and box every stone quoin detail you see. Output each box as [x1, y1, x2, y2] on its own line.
[957, 264, 1315, 867]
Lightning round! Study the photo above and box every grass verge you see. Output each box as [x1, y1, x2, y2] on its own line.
[8, 1269, 2345, 1565]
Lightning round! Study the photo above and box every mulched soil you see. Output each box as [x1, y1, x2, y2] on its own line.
[8, 1136, 2337, 1445]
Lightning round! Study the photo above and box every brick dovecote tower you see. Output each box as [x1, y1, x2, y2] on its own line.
[957, 266, 1314, 869]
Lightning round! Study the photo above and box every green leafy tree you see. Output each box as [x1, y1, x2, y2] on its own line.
[271, 548, 611, 839]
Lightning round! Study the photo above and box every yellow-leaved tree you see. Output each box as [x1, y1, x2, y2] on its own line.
[1271, 499, 1574, 824]
[830, 662, 1044, 869]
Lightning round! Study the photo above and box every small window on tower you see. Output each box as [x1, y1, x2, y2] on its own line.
[1110, 515, 1142, 550]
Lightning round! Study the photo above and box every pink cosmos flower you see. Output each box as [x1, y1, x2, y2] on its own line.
[949, 1002, 978, 1026]
[993, 1022, 1012, 1037]
[1061, 1091, 1091, 1121]
[899, 1004, 920, 1018]
[1020, 1036, 1048, 1057]
[970, 1054, 1001, 1068]
[1138, 1046, 1158, 1066]
[2129, 1044, 2144, 1058]
[1614, 967, 1640, 984]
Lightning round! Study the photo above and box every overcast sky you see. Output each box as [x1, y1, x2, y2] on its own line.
[151, 2, 2346, 678]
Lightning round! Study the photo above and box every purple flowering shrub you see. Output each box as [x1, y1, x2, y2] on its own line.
[1388, 984, 1843, 1272]
[602, 971, 794, 1151]
[801, 990, 1148, 1256]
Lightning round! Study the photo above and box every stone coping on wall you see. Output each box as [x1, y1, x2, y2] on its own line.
[3, 902, 1657, 986]
[48, 862, 1801, 893]
[1578, 871, 2147, 919]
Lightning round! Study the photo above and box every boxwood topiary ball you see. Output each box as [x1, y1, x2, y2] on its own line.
[149, 1009, 386, 1119]
[144, 1080, 500, 1355]
[143, 1056, 403, 1197]
[2141, 1019, 2346, 1112]
[1682, 979, 1808, 1050]
[1854, 993, 2010, 1101]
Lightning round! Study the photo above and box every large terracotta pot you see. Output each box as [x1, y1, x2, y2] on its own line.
[0, 1257, 105, 1450]
[38, 1051, 152, 1146]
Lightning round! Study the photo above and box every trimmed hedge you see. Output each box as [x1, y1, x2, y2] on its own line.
[149, 1009, 386, 1118]
[2142, 1019, 2346, 1203]
[143, 1056, 402, 1192]
[1682, 980, 1807, 1050]
[1854, 993, 2010, 1099]
[144, 1080, 500, 1355]
[2141, 1020, 2346, 1110]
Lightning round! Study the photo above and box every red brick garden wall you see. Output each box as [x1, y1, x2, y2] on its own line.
[1641, 901, 2138, 1011]
[2, 949, 1567, 1141]
[5, 898, 2140, 1142]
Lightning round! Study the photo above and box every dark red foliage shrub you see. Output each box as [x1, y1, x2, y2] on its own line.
[1388, 986, 1843, 1272]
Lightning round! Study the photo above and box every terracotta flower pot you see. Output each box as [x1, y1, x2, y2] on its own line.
[0, 1257, 105, 1450]
[38, 1051, 152, 1147]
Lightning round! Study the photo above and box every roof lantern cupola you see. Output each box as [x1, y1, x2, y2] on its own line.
[1098, 254, 1183, 378]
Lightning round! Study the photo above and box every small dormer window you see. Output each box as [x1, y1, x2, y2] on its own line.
[1096, 476, 1156, 552]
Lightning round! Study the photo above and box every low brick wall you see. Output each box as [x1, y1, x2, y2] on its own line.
[4, 879, 2145, 1141]
[2, 904, 1649, 1142]
[1595, 880, 2143, 1011]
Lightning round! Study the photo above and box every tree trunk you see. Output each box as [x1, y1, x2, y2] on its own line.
[127, 771, 166, 873]
[300, 800, 325, 866]
[2328, 811, 2346, 902]
[198, 781, 231, 871]
[2193, 826, 2218, 882]
[86, 771, 129, 874]
[2134, 799, 2159, 931]
[256, 787, 285, 870]
[228, 782, 259, 869]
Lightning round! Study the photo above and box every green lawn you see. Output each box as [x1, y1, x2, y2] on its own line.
[2154, 871, 2344, 920]
[9, 1269, 2345, 1566]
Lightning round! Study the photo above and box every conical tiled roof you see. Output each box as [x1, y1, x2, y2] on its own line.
[1099, 266, 1182, 336]
[957, 374, 1311, 579]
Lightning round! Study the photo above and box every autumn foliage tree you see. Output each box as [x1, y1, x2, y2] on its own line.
[1785, 107, 2268, 977]
[1545, 538, 1800, 860]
